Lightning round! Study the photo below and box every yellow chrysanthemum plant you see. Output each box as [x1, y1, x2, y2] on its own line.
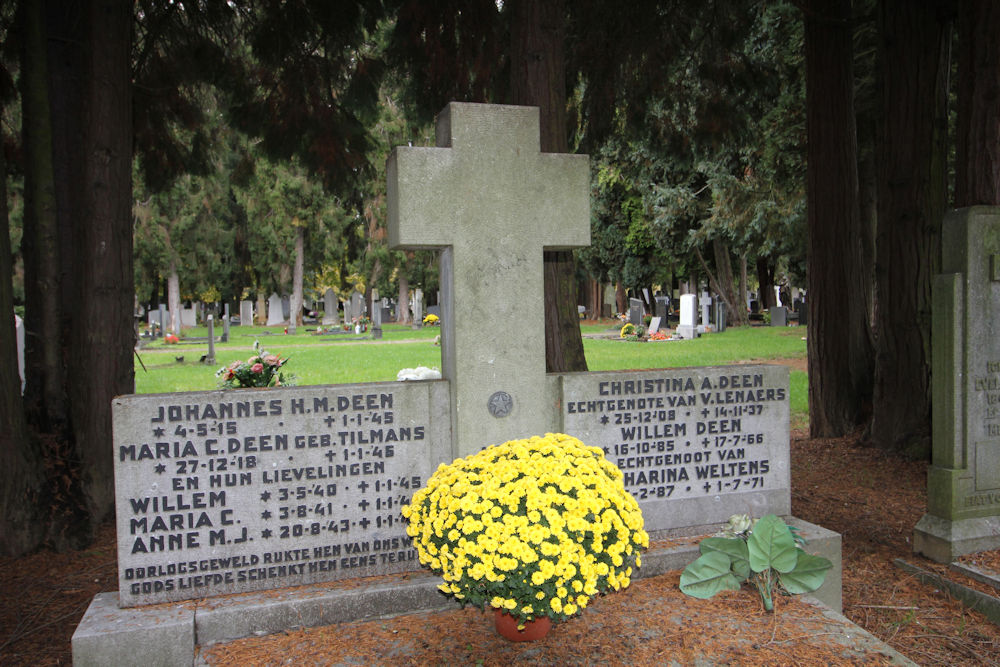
[401, 433, 649, 627]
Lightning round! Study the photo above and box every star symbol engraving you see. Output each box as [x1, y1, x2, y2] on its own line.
[153, 427, 165, 437]
[154, 463, 166, 474]
[600, 415, 609, 425]
[261, 510, 272, 520]
[260, 490, 271, 501]
[261, 528, 273, 538]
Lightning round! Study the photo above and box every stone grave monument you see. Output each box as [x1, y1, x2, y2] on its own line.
[239, 300, 253, 326]
[73, 103, 840, 666]
[915, 207, 1000, 562]
[265, 293, 284, 326]
[677, 293, 698, 339]
[769, 305, 787, 327]
[412, 287, 423, 327]
[322, 289, 339, 326]
[629, 298, 643, 326]
[699, 291, 712, 333]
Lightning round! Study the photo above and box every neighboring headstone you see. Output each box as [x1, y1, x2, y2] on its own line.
[769, 306, 787, 327]
[412, 288, 423, 328]
[157, 305, 168, 338]
[426, 305, 441, 318]
[699, 291, 712, 331]
[388, 102, 589, 453]
[240, 300, 253, 327]
[677, 294, 698, 339]
[629, 298, 643, 326]
[180, 306, 197, 328]
[915, 207, 1000, 562]
[205, 315, 216, 364]
[323, 289, 339, 326]
[601, 303, 612, 319]
[371, 289, 383, 339]
[562, 365, 791, 532]
[266, 293, 284, 326]
[15, 312, 25, 394]
[281, 295, 291, 322]
[795, 299, 808, 326]
[655, 296, 669, 321]
[350, 292, 364, 322]
[648, 316, 661, 335]
[714, 300, 727, 333]
[222, 304, 230, 343]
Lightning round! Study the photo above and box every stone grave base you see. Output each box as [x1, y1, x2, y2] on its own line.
[913, 512, 1000, 563]
[74, 517, 850, 667]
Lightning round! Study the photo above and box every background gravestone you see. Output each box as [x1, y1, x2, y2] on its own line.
[281, 295, 291, 322]
[629, 298, 643, 326]
[266, 294, 284, 326]
[769, 306, 787, 327]
[677, 294, 698, 339]
[411, 288, 423, 327]
[240, 300, 253, 326]
[323, 289, 339, 325]
[915, 207, 1000, 562]
[15, 312, 24, 394]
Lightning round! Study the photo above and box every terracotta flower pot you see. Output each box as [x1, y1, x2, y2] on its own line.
[493, 609, 552, 642]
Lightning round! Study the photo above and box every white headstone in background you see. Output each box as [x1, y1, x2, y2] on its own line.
[180, 306, 197, 328]
[677, 293, 698, 339]
[388, 102, 590, 455]
[412, 288, 423, 326]
[15, 312, 24, 394]
[240, 300, 253, 326]
[266, 293, 284, 326]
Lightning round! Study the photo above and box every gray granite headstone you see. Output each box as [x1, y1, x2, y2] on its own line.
[648, 316, 661, 335]
[240, 300, 253, 326]
[915, 207, 1000, 562]
[222, 304, 230, 343]
[700, 291, 712, 330]
[655, 296, 669, 321]
[769, 306, 787, 327]
[388, 102, 589, 455]
[371, 289, 382, 339]
[323, 289, 339, 326]
[112, 381, 450, 606]
[561, 365, 791, 532]
[281, 295, 291, 322]
[629, 298, 643, 326]
[158, 304, 168, 337]
[266, 293, 284, 326]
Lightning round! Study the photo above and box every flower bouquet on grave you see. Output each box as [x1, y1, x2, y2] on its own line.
[423, 313, 440, 326]
[401, 433, 649, 641]
[216, 340, 295, 388]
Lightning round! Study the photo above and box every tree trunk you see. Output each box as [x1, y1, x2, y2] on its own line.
[755, 257, 775, 310]
[870, 0, 951, 456]
[397, 272, 411, 324]
[509, 0, 587, 372]
[67, 0, 135, 525]
[955, 0, 1000, 206]
[615, 282, 626, 314]
[168, 265, 181, 334]
[804, 0, 874, 438]
[289, 225, 305, 333]
[0, 88, 48, 556]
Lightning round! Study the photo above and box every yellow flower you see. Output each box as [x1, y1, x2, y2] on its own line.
[550, 597, 563, 613]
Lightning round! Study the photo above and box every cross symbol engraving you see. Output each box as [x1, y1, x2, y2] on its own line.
[388, 103, 590, 455]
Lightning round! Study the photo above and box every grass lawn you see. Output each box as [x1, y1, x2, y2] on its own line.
[135, 321, 808, 425]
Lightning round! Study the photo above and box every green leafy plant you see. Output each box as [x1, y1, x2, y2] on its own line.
[679, 514, 832, 611]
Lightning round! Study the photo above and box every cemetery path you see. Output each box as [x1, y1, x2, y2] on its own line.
[3, 429, 1000, 666]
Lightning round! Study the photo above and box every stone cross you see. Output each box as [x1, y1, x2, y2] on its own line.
[388, 103, 590, 456]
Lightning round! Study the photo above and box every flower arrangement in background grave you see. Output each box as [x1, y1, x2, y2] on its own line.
[164, 333, 179, 344]
[401, 433, 649, 631]
[216, 340, 295, 388]
[423, 313, 440, 326]
[679, 513, 832, 612]
[620, 323, 645, 342]
[648, 330, 668, 341]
